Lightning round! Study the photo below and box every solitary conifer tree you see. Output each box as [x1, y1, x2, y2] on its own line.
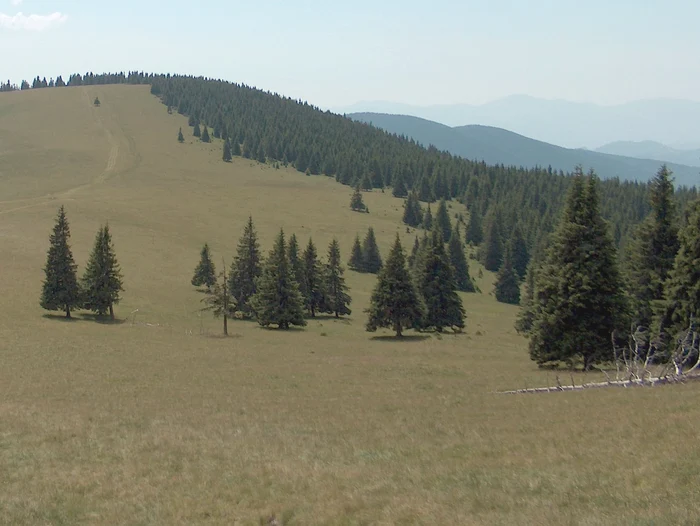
[82, 224, 124, 320]
[193, 123, 201, 137]
[177, 127, 185, 143]
[251, 229, 306, 329]
[202, 264, 236, 336]
[348, 235, 364, 271]
[435, 199, 452, 242]
[200, 126, 211, 143]
[493, 247, 521, 305]
[392, 173, 408, 198]
[302, 238, 327, 317]
[366, 234, 425, 337]
[362, 227, 383, 273]
[350, 185, 366, 212]
[40, 206, 81, 318]
[229, 216, 263, 317]
[93, 97, 100, 107]
[418, 230, 466, 332]
[223, 140, 232, 162]
[191, 243, 217, 290]
[324, 239, 351, 318]
[402, 191, 423, 227]
[448, 225, 475, 292]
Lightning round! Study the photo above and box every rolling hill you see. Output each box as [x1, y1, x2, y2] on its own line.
[349, 112, 700, 187]
[596, 140, 700, 168]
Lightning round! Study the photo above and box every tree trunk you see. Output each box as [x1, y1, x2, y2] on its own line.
[335, 311, 339, 319]
[109, 303, 115, 321]
[223, 314, 228, 336]
[394, 320, 403, 338]
[65, 305, 71, 319]
[311, 305, 315, 318]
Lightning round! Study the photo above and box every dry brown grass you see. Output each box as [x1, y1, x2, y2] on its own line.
[1, 85, 699, 525]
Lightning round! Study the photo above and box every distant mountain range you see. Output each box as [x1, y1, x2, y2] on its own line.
[348, 113, 700, 187]
[594, 141, 700, 168]
[334, 96, 700, 151]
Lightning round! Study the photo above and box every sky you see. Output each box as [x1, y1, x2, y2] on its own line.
[1, 0, 699, 109]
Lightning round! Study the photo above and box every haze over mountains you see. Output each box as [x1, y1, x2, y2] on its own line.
[349, 113, 700, 187]
[334, 96, 700, 151]
[595, 141, 700, 168]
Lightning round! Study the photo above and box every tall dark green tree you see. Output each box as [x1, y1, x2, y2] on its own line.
[465, 209, 483, 245]
[448, 225, 475, 292]
[408, 235, 421, 270]
[515, 262, 537, 334]
[626, 165, 679, 328]
[200, 126, 211, 143]
[482, 208, 504, 272]
[223, 140, 232, 162]
[392, 172, 408, 198]
[529, 172, 627, 370]
[362, 227, 383, 273]
[350, 185, 366, 212]
[232, 140, 241, 156]
[191, 243, 217, 290]
[324, 239, 352, 318]
[348, 235, 364, 271]
[288, 234, 305, 288]
[417, 230, 466, 332]
[193, 122, 201, 137]
[402, 191, 423, 228]
[366, 234, 426, 337]
[508, 224, 530, 280]
[82, 224, 124, 320]
[40, 206, 81, 319]
[177, 127, 185, 143]
[251, 229, 306, 329]
[229, 216, 263, 317]
[302, 238, 327, 317]
[493, 247, 521, 305]
[423, 204, 433, 231]
[202, 264, 236, 336]
[435, 199, 452, 242]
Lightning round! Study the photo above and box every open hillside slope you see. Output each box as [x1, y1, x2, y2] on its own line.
[1, 85, 700, 525]
[349, 112, 700, 187]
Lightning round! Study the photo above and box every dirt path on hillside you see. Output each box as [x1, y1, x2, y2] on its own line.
[0, 88, 140, 215]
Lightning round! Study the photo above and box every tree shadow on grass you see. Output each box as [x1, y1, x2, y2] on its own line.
[258, 325, 307, 332]
[80, 314, 127, 325]
[42, 313, 81, 322]
[369, 334, 431, 342]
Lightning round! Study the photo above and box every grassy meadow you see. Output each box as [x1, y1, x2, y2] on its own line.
[1, 85, 699, 525]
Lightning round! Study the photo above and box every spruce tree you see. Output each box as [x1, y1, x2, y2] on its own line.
[493, 247, 521, 305]
[202, 264, 236, 336]
[423, 205, 433, 231]
[408, 236, 421, 269]
[366, 234, 426, 337]
[448, 225, 475, 292]
[515, 262, 537, 334]
[302, 238, 328, 317]
[626, 165, 679, 329]
[402, 191, 423, 227]
[529, 172, 627, 370]
[392, 173, 408, 198]
[191, 243, 216, 290]
[229, 216, 263, 317]
[200, 126, 211, 143]
[482, 208, 504, 272]
[223, 140, 232, 162]
[193, 123, 201, 137]
[324, 239, 352, 317]
[350, 185, 366, 212]
[232, 140, 241, 156]
[251, 229, 306, 329]
[348, 234, 364, 271]
[93, 97, 100, 107]
[435, 199, 452, 242]
[40, 206, 81, 318]
[177, 127, 185, 143]
[362, 227, 383, 273]
[288, 234, 305, 288]
[82, 224, 124, 320]
[418, 230, 466, 332]
[465, 209, 483, 245]
[508, 224, 530, 280]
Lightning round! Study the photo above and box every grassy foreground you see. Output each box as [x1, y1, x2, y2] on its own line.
[0, 85, 699, 525]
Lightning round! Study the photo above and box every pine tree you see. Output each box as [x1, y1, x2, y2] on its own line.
[191, 243, 216, 290]
[529, 172, 627, 370]
[508, 224, 530, 280]
[229, 216, 263, 317]
[232, 140, 241, 156]
[82, 224, 124, 320]
[40, 206, 81, 318]
[200, 126, 211, 143]
[223, 140, 232, 162]
[493, 247, 521, 305]
[348, 235, 364, 271]
[350, 185, 366, 212]
[251, 229, 306, 329]
[448, 225, 475, 292]
[288, 234, 305, 287]
[465, 209, 483, 245]
[418, 230, 466, 332]
[659, 199, 700, 337]
[435, 199, 453, 242]
[93, 97, 100, 107]
[324, 239, 351, 317]
[515, 262, 537, 333]
[366, 234, 426, 337]
[362, 227, 383, 273]
[482, 208, 504, 272]
[408, 236, 421, 269]
[392, 173, 408, 198]
[202, 264, 236, 336]
[626, 165, 679, 329]
[423, 204, 433, 230]
[193, 123, 201, 137]
[177, 127, 185, 143]
[402, 191, 423, 227]
[302, 238, 327, 317]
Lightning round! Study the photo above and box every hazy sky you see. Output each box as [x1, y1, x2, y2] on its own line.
[2, 0, 698, 108]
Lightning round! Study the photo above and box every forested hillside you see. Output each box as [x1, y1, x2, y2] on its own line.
[4, 71, 697, 259]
